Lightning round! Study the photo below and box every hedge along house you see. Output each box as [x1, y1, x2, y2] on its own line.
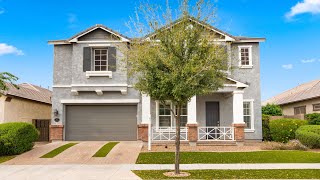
[48, 17, 265, 145]
[264, 79, 320, 117]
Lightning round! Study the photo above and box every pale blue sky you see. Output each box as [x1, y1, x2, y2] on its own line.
[0, 0, 319, 100]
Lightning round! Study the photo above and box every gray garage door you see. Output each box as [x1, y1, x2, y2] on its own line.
[65, 105, 137, 141]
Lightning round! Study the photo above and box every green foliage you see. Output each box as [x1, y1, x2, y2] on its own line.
[262, 114, 272, 141]
[0, 156, 15, 164]
[41, 143, 77, 158]
[136, 151, 320, 164]
[133, 169, 320, 179]
[127, 16, 229, 105]
[0, 122, 39, 156]
[0, 72, 19, 91]
[296, 125, 320, 149]
[305, 113, 320, 125]
[262, 103, 283, 116]
[93, 142, 119, 157]
[269, 119, 308, 143]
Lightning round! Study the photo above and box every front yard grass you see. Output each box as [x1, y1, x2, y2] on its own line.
[133, 169, 320, 179]
[0, 156, 15, 164]
[136, 151, 320, 164]
[92, 142, 119, 157]
[40, 143, 78, 158]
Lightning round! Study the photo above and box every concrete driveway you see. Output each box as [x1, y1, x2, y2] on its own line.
[4, 141, 142, 165]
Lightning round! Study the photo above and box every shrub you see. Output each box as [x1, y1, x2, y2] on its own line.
[269, 119, 307, 143]
[261, 140, 308, 151]
[0, 122, 39, 155]
[296, 125, 320, 149]
[262, 103, 283, 116]
[305, 113, 320, 125]
[262, 114, 272, 141]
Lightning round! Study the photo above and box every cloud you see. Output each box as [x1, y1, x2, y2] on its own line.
[301, 58, 317, 63]
[282, 64, 293, 70]
[0, 7, 4, 14]
[286, 0, 320, 19]
[67, 13, 78, 28]
[0, 43, 24, 56]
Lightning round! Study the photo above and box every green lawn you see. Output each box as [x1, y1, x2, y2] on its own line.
[133, 169, 320, 179]
[40, 143, 78, 158]
[136, 151, 320, 164]
[0, 156, 15, 164]
[92, 142, 119, 157]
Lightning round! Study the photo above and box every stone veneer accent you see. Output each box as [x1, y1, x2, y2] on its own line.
[232, 123, 245, 141]
[137, 124, 148, 142]
[186, 123, 198, 142]
[50, 125, 64, 141]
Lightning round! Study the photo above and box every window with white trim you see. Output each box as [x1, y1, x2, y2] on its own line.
[239, 46, 252, 68]
[93, 49, 108, 71]
[313, 103, 320, 111]
[157, 101, 188, 128]
[243, 100, 254, 130]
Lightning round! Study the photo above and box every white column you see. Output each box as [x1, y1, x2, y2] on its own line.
[141, 93, 151, 124]
[187, 96, 197, 124]
[233, 91, 245, 124]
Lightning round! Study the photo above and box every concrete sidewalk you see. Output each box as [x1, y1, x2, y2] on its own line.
[0, 164, 320, 179]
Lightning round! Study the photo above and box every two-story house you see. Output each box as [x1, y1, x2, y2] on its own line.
[48, 17, 265, 145]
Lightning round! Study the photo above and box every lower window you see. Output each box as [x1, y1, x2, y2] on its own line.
[157, 101, 187, 128]
[294, 106, 306, 115]
[243, 100, 254, 130]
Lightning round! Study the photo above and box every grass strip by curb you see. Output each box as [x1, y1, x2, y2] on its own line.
[133, 169, 320, 179]
[93, 142, 119, 157]
[136, 151, 320, 164]
[41, 143, 78, 158]
[0, 156, 15, 164]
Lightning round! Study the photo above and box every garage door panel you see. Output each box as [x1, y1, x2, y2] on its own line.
[66, 105, 137, 141]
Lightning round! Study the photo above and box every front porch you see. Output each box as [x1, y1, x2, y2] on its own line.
[138, 81, 248, 145]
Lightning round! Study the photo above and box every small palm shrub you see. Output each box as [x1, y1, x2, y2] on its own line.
[269, 119, 307, 143]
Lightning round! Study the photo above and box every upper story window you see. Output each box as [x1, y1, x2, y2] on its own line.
[294, 106, 306, 115]
[313, 103, 320, 111]
[243, 99, 254, 130]
[238, 45, 252, 68]
[94, 49, 108, 71]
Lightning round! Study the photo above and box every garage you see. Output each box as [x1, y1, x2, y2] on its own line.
[65, 105, 137, 141]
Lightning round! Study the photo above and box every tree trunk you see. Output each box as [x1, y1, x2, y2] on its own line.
[175, 104, 181, 174]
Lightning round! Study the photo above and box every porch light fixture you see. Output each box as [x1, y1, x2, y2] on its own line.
[54, 109, 59, 116]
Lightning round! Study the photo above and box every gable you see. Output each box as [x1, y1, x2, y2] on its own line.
[78, 28, 121, 41]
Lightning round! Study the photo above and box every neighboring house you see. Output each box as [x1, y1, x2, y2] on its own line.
[264, 79, 320, 116]
[0, 83, 52, 141]
[48, 17, 265, 144]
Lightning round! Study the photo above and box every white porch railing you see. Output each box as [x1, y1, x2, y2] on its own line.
[151, 127, 188, 141]
[198, 126, 234, 141]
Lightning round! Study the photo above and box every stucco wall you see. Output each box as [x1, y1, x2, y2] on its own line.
[0, 96, 5, 123]
[230, 43, 262, 140]
[281, 97, 320, 116]
[0, 95, 51, 123]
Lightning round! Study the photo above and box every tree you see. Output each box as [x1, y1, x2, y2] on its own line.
[0, 72, 19, 91]
[262, 103, 283, 116]
[126, 0, 229, 175]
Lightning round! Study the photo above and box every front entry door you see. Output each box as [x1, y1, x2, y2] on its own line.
[206, 102, 220, 139]
[206, 102, 220, 126]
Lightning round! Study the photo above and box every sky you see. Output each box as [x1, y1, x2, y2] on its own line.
[0, 0, 319, 101]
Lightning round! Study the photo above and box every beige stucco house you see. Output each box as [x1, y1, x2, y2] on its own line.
[0, 83, 52, 124]
[264, 79, 320, 116]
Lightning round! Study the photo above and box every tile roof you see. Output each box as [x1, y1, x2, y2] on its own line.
[1, 83, 52, 104]
[264, 79, 320, 105]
